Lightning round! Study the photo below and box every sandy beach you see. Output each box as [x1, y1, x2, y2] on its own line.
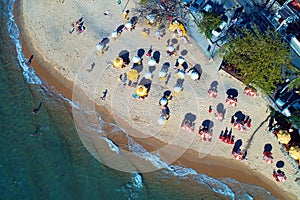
[16, 0, 299, 199]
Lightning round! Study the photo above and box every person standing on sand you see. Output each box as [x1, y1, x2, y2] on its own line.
[123, 10, 129, 20]
[100, 89, 108, 100]
[25, 55, 34, 65]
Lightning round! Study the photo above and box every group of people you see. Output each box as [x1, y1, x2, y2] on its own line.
[273, 169, 287, 182]
[69, 17, 85, 34]
[208, 87, 218, 98]
[158, 92, 172, 125]
[263, 149, 274, 164]
[244, 86, 258, 97]
[230, 114, 252, 131]
[198, 125, 212, 141]
[181, 118, 195, 132]
[111, 11, 137, 41]
[219, 128, 234, 144]
[232, 148, 247, 161]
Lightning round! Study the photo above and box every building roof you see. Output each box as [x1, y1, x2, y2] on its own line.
[287, 0, 300, 15]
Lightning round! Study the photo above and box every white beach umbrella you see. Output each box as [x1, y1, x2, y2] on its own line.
[125, 22, 132, 29]
[167, 45, 175, 52]
[159, 97, 168, 106]
[176, 70, 185, 79]
[96, 43, 104, 51]
[190, 71, 199, 80]
[159, 71, 167, 78]
[144, 72, 153, 80]
[132, 56, 141, 64]
[111, 31, 118, 38]
[148, 58, 156, 66]
[158, 116, 166, 125]
[177, 57, 185, 65]
[146, 14, 156, 24]
[174, 85, 182, 93]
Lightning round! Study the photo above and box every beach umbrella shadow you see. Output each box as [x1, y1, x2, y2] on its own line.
[226, 88, 238, 98]
[182, 62, 189, 71]
[171, 38, 178, 44]
[100, 37, 110, 46]
[175, 79, 184, 87]
[132, 63, 144, 73]
[184, 112, 196, 123]
[180, 49, 188, 56]
[264, 143, 272, 152]
[137, 48, 145, 58]
[130, 16, 139, 25]
[161, 62, 170, 72]
[163, 90, 172, 98]
[153, 51, 160, 63]
[202, 119, 214, 129]
[276, 160, 285, 168]
[210, 81, 218, 89]
[149, 66, 156, 73]
[233, 139, 242, 152]
[117, 24, 124, 34]
[216, 103, 226, 115]
[194, 64, 202, 74]
[139, 77, 152, 92]
[234, 111, 245, 122]
[119, 50, 130, 64]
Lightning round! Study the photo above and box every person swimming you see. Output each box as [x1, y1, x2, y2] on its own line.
[32, 102, 42, 114]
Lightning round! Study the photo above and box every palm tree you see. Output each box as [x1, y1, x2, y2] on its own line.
[198, 13, 222, 39]
[288, 75, 300, 91]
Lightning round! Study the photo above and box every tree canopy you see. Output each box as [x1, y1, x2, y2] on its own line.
[221, 27, 292, 94]
[198, 13, 222, 39]
[288, 75, 300, 91]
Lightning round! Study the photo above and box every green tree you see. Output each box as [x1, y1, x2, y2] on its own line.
[221, 27, 292, 94]
[198, 13, 222, 39]
[288, 76, 300, 91]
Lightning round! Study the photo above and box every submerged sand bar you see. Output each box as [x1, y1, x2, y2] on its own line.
[18, 0, 299, 199]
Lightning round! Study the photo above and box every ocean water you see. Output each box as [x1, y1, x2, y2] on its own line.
[0, 0, 278, 199]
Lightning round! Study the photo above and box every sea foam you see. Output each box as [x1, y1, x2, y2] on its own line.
[6, 0, 42, 85]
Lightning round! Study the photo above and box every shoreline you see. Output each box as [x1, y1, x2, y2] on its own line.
[15, 0, 297, 199]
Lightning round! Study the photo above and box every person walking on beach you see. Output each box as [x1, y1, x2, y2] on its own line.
[119, 73, 127, 88]
[100, 89, 108, 100]
[208, 105, 212, 113]
[70, 17, 85, 34]
[25, 55, 34, 65]
[87, 63, 95, 72]
[123, 10, 129, 20]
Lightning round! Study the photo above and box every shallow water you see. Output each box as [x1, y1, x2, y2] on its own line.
[0, 0, 278, 199]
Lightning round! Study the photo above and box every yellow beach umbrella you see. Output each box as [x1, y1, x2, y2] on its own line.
[112, 57, 124, 69]
[127, 69, 139, 81]
[289, 146, 300, 160]
[277, 130, 291, 144]
[136, 85, 148, 97]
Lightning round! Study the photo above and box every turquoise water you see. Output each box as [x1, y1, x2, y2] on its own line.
[0, 0, 278, 199]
